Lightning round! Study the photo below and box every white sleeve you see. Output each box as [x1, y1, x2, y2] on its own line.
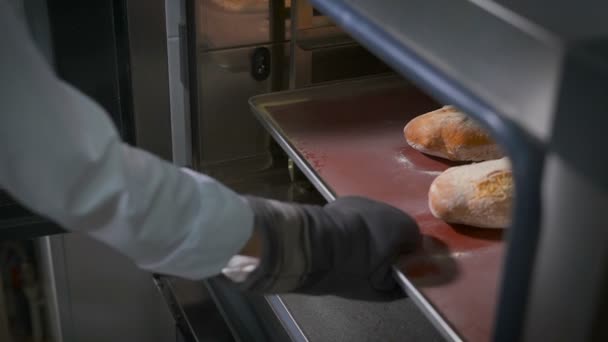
[0, 0, 254, 280]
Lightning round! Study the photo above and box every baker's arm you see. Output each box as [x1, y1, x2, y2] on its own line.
[0, 0, 421, 297]
[0, 0, 255, 279]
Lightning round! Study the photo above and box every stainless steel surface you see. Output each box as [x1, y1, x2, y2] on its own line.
[154, 277, 201, 342]
[295, 26, 352, 51]
[196, 0, 286, 51]
[266, 296, 308, 342]
[308, 0, 566, 141]
[287, 0, 387, 88]
[157, 277, 235, 342]
[193, 44, 290, 178]
[190, 0, 387, 179]
[516, 50, 608, 341]
[524, 155, 608, 341]
[190, 0, 290, 178]
[38, 237, 65, 342]
[127, 0, 173, 160]
[45, 237, 77, 342]
[288, 1, 390, 89]
[55, 234, 174, 342]
[289, 0, 313, 88]
[195, 0, 335, 52]
[165, 0, 192, 167]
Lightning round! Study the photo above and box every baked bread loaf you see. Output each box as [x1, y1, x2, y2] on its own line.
[428, 158, 513, 228]
[404, 105, 503, 161]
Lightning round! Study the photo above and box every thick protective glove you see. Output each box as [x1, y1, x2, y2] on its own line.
[236, 196, 420, 299]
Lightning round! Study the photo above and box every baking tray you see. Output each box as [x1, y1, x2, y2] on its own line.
[249, 76, 504, 342]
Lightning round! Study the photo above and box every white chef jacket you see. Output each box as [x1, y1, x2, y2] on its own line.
[0, 0, 256, 280]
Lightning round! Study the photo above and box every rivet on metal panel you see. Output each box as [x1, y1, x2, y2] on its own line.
[251, 47, 271, 81]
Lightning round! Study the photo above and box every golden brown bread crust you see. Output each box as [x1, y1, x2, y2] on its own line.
[404, 106, 503, 161]
[428, 158, 513, 229]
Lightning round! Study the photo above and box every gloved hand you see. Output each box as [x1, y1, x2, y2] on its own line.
[235, 196, 420, 299]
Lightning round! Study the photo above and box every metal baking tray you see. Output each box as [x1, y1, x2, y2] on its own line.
[249, 76, 504, 342]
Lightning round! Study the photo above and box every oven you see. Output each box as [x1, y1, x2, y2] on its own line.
[2, 0, 606, 341]
[162, 0, 608, 341]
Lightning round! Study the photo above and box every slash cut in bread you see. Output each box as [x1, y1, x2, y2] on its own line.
[428, 158, 513, 229]
[404, 105, 503, 162]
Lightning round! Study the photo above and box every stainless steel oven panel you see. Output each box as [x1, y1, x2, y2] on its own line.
[196, 0, 284, 51]
[310, 45, 392, 84]
[195, 0, 337, 51]
[194, 43, 290, 179]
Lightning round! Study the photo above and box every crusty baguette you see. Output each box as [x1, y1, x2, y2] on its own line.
[428, 158, 513, 228]
[404, 105, 503, 161]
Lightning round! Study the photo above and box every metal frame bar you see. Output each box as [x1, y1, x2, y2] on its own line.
[153, 277, 198, 342]
[289, 0, 313, 89]
[125, 0, 173, 159]
[266, 296, 309, 342]
[184, 0, 202, 170]
[393, 270, 461, 342]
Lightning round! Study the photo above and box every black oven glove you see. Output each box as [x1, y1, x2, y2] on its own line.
[234, 196, 420, 300]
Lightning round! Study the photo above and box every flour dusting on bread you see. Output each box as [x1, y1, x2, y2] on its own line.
[404, 106, 503, 162]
